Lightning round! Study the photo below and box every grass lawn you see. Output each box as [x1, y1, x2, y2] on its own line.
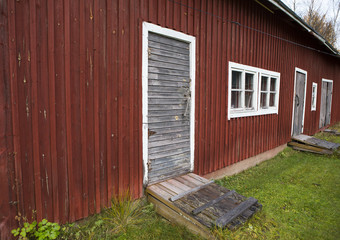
[58, 123, 340, 240]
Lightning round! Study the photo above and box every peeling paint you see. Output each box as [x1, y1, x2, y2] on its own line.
[17, 52, 21, 67]
[25, 96, 30, 118]
[90, 6, 93, 20]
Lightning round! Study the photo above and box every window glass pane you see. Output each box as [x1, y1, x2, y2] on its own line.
[269, 93, 276, 107]
[232, 71, 242, 89]
[270, 78, 276, 91]
[261, 76, 268, 91]
[245, 73, 254, 90]
[231, 91, 241, 108]
[260, 92, 268, 108]
[245, 91, 253, 108]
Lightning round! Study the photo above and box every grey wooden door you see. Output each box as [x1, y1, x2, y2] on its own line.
[147, 32, 192, 184]
[292, 72, 306, 136]
[319, 81, 333, 128]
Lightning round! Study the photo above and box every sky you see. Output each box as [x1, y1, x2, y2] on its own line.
[281, 0, 340, 49]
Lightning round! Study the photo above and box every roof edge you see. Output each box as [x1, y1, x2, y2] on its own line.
[266, 0, 339, 55]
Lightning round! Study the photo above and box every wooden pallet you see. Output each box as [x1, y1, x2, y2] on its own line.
[291, 134, 340, 150]
[146, 173, 261, 239]
[289, 134, 340, 154]
[323, 129, 340, 136]
[288, 141, 333, 155]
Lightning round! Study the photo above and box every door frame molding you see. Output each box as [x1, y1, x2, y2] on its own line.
[291, 67, 308, 136]
[142, 22, 196, 185]
[319, 78, 333, 127]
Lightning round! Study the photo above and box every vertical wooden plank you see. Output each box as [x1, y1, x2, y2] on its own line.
[98, 0, 108, 209]
[129, 0, 137, 197]
[121, 0, 130, 193]
[135, 0, 142, 198]
[64, 0, 75, 222]
[112, 0, 120, 199]
[16, 0, 36, 219]
[0, 1, 17, 236]
[180, 0, 188, 33]
[54, 0, 69, 223]
[84, 0, 95, 215]
[117, 0, 125, 194]
[199, 0, 206, 174]
[173, 0, 180, 30]
[47, 0, 59, 223]
[210, 0, 218, 171]
[93, 0, 101, 212]
[192, 0, 200, 174]
[70, 0, 83, 220]
[79, 0, 88, 218]
[106, 0, 113, 204]
[204, 0, 212, 173]
[137, 0, 144, 197]
[7, 0, 24, 219]
[221, 0, 228, 168]
[36, 0, 53, 220]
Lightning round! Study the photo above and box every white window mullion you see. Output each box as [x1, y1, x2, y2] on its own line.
[241, 71, 245, 109]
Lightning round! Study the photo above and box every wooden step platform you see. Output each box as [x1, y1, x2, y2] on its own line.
[289, 134, 340, 154]
[146, 173, 262, 239]
[323, 129, 340, 136]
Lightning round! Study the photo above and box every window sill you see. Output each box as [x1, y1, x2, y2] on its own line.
[229, 108, 278, 119]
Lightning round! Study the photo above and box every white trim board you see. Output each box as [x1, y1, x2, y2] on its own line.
[142, 22, 196, 185]
[291, 67, 308, 136]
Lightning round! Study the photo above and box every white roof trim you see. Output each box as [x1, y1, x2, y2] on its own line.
[267, 0, 338, 55]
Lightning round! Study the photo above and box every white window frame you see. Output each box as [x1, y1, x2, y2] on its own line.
[142, 22, 196, 185]
[311, 82, 317, 111]
[228, 62, 280, 119]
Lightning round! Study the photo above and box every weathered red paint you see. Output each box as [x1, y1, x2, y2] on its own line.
[1, 0, 340, 238]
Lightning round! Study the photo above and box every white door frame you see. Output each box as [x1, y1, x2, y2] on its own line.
[291, 67, 307, 136]
[142, 22, 196, 185]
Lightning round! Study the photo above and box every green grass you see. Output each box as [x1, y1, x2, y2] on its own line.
[58, 123, 340, 240]
[58, 197, 203, 240]
[215, 123, 340, 239]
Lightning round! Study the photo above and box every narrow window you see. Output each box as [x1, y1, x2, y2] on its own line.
[311, 82, 317, 111]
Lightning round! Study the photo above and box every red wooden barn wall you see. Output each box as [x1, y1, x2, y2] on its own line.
[1, 0, 340, 237]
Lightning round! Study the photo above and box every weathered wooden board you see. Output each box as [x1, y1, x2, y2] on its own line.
[170, 181, 214, 202]
[292, 134, 340, 150]
[288, 141, 333, 155]
[192, 190, 236, 215]
[147, 173, 262, 236]
[323, 129, 340, 136]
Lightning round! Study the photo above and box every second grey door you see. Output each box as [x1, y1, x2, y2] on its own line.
[147, 32, 191, 184]
[292, 71, 306, 136]
[319, 80, 333, 128]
